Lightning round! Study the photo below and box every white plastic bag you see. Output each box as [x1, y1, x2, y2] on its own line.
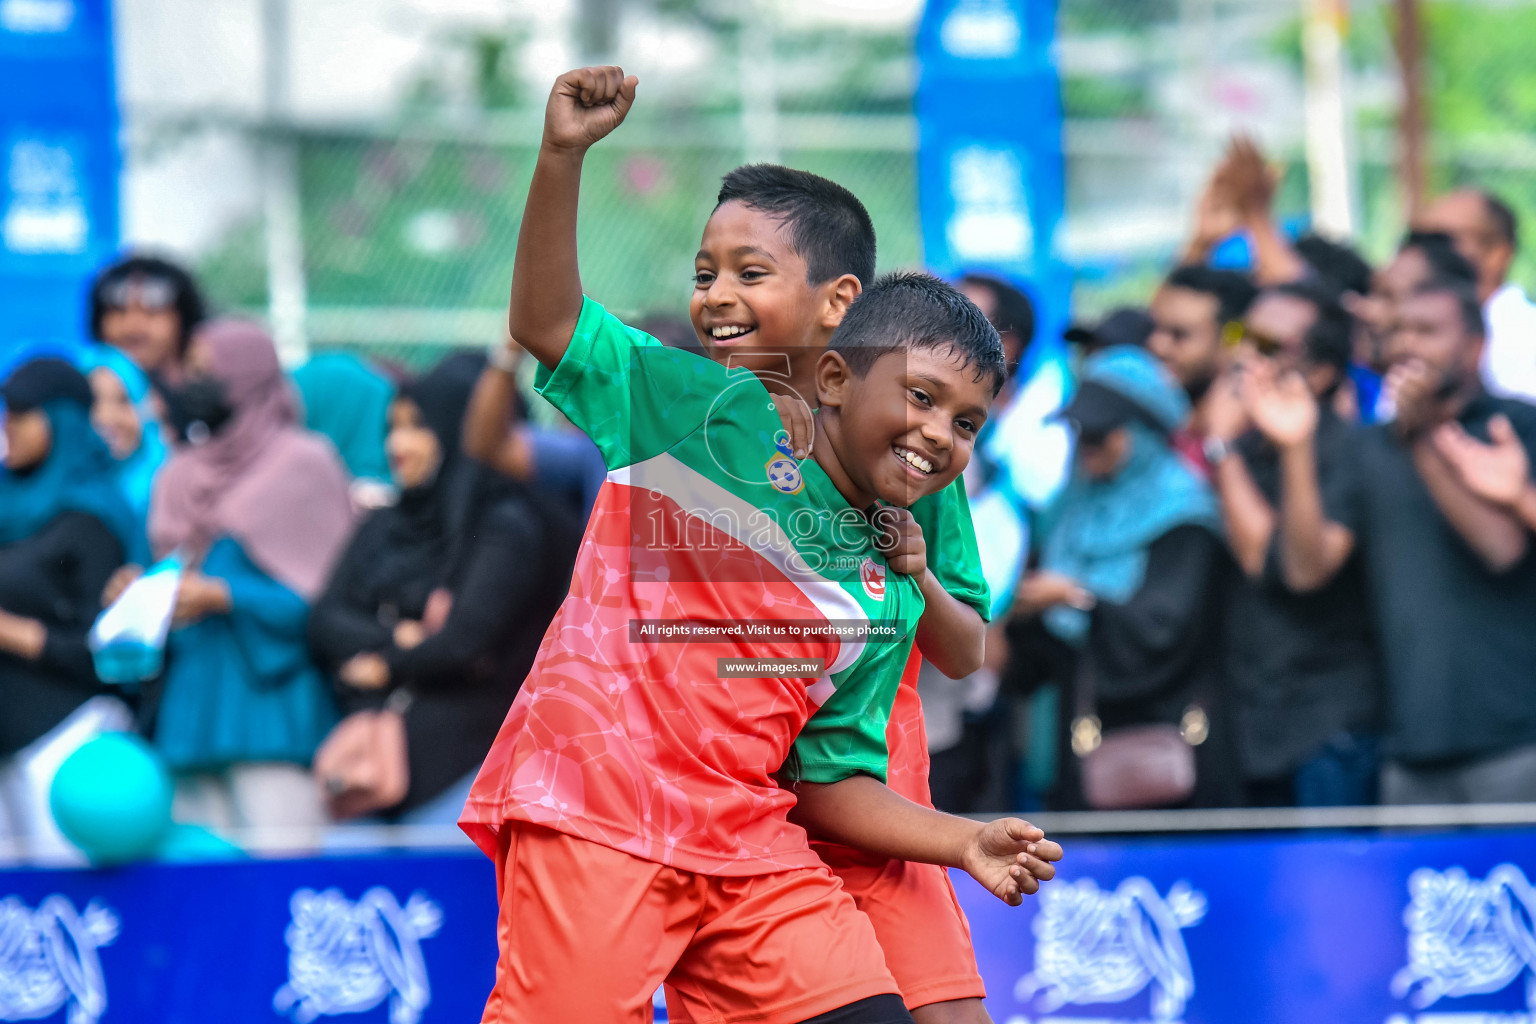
[89, 556, 182, 685]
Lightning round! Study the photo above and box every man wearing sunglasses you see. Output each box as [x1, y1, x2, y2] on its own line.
[1260, 277, 1536, 806]
[1200, 282, 1382, 808]
[88, 255, 207, 383]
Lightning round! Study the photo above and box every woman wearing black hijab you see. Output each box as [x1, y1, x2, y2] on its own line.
[0, 358, 142, 856]
[308, 353, 577, 823]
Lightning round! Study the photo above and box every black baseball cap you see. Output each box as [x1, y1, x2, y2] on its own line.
[1057, 381, 1167, 441]
[1, 358, 95, 413]
[1064, 307, 1154, 352]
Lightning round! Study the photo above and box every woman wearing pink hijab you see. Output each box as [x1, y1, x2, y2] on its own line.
[133, 319, 354, 835]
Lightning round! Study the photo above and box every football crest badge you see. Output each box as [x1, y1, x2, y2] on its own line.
[765, 436, 804, 495]
[860, 558, 886, 601]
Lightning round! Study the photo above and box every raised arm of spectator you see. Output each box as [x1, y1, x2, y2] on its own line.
[1414, 438, 1528, 571]
[1205, 370, 1275, 577]
[1179, 156, 1240, 267]
[510, 67, 637, 370]
[1434, 414, 1536, 532]
[1393, 362, 1528, 571]
[1243, 365, 1357, 590]
[1227, 137, 1308, 285]
[462, 341, 522, 463]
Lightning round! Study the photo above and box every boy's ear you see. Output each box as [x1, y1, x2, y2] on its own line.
[814, 349, 855, 409]
[819, 274, 862, 331]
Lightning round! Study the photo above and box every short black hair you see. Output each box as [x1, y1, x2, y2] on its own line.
[1295, 233, 1373, 298]
[1163, 265, 1258, 326]
[716, 164, 877, 286]
[1411, 278, 1486, 338]
[1266, 281, 1354, 378]
[1479, 190, 1518, 250]
[829, 272, 1006, 396]
[88, 254, 208, 354]
[956, 272, 1036, 344]
[1400, 231, 1478, 286]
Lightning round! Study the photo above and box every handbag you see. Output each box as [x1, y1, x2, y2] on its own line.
[1070, 658, 1209, 811]
[313, 692, 412, 820]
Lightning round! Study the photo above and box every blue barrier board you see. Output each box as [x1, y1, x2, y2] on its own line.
[3, 827, 1535, 1023]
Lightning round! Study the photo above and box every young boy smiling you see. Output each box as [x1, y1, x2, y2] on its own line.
[685, 154, 1000, 1024]
[460, 66, 1059, 1024]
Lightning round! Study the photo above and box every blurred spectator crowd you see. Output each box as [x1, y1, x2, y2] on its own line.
[0, 255, 591, 859]
[941, 138, 1536, 815]
[4, 135, 1536, 861]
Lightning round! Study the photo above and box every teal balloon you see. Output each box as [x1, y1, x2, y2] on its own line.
[155, 822, 245, 862]
[49, 733, 173, 864]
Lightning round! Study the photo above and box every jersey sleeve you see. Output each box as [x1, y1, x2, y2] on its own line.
[787, 661, 899, 786]
[909, 479, 993, 621]
[534, 297, 727, 470]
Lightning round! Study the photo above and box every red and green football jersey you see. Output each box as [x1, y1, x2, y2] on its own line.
[461, 298, 927, 876]
[802, 475, 992, 881]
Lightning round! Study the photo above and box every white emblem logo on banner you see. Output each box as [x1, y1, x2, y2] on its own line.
[1391, 863, 1536, 1013]
[3, 139, 88, 255]
[1015, 876, 1207, 1021]
[273, 887, 442, 1024]
[0, 895, 118, 1024]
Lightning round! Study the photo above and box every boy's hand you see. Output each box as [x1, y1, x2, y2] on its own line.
[873, 506, 927, 581]
[544, 66, 638, 153]
[960, 817, 1063, 906]
[771, 392, 815, 459]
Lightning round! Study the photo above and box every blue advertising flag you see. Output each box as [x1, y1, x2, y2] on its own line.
[0, 0, 120, 353]
[915, 0, 1070, 342]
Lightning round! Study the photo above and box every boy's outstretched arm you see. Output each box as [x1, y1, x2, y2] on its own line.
[790, 775, 1062, 907]
[510, 66, 637, 370]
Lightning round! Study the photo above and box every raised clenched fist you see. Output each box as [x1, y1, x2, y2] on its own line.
[543, 66, 639, 153]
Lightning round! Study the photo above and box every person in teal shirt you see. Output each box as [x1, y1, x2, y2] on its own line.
[135, 319, 356, 836]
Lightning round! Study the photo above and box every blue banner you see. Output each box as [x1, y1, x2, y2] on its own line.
[0, 0, 120, 351]
[962, 828, 1536, 1024]
[0, 851, 499, 1024]
[4, 828, 1536, 1022]
[915, 0, 1071, 342]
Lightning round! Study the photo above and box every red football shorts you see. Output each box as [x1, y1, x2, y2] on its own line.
[816, 848, 986, 1010]
[480, 820, 901, 1024]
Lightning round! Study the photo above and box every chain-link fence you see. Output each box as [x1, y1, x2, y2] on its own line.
[194, 119, 923, 368]
[121, 0, 1536, 367]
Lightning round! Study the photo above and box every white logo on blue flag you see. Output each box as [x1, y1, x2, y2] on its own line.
[946, 145, 1032, 263]
[1391, 863, 1536, 1014]
[939, 0, 1023, 59]
[0, 0, 75, 34]
[0, 894, 118, 1024]
[273, 887, 442, 1024]
[1015, 876, 1207, 1021]
[3, 139, 88, 255]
